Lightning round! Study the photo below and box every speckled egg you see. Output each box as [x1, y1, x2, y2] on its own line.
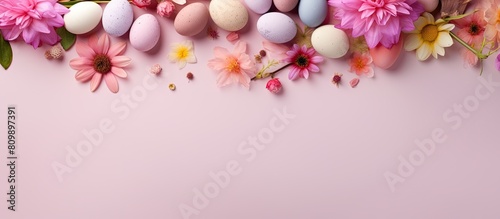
[298, 0, 328, 27]
[209, 0, 248, 31]
[102, 0, 133, 37]
[273, 0, 298, 12]
[174, 2, 209, 36]
[245, 0, 272, 14]
[64, 2, 102, 34]
[257, 12, 296, 43]
[129, 14, 160, 52]
[311, 25, 349, 59]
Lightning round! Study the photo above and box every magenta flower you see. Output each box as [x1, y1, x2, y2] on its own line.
[284, 44, 323, 80]
[69, 34, 131, 93]
[132, 0, 152, 8]
[157, 1, 175, 17]
[328, 0, 424, 48]
[266, 78, 282, 94]
[0, 0, 69, 48]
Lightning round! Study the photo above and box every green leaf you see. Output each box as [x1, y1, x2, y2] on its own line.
[0, 32, 13, 70]
[56, 26, 76, 51]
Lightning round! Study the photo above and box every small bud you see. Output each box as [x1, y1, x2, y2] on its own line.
[149, 64, 162, 74]
[266, 78, 282, 94]
[168, 83, 176, 91]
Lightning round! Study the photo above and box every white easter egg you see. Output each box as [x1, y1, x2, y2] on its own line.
[102, 0, 134, 37]
[64, 2, 102, 34]
[245, 0, 272, 14]
[311, 25, 349, 58]
[209, 0, 248, 31]
[257, 12, 296, 44]
[129, 14, 160, 52]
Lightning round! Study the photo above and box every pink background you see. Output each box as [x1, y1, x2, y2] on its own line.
[2, 2, 500, 219]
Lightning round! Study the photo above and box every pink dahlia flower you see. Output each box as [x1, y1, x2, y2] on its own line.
[0, 0, 69, 48]
[284, 44, 323, 80]
[69, 34, 131, 93]
[328, 0, 424, 49]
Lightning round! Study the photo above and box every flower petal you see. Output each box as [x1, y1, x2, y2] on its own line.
[75, 68, 96, 82]
[75, 42, 95, 58]
[69, 57, 93, 70]
[404, 34, 423, 51]
[104, 73, 119, 93]
[97, 33, 111, 54]
[108, 41, 127, 57]
[416, 42, 432, 61]
[90, 73, 103, 92]
[111, 56, 131, 67]
[111, 67, 127, 78]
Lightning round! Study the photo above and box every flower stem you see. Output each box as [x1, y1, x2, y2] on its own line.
[251, 63, 292, 80]
[449, 31, 488, 59]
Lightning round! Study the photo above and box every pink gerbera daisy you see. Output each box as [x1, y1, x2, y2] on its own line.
[328, 0, 424, 48]
[69, 33, 131, 93]
[284, 44, 323, 80]
[207, 41, 256, 88]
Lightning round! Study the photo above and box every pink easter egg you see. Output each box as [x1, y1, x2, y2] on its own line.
[273, 0, 298, 12]
[417, 0, 439, 12]
[174, 2, 209, 36]
[369, 38, 404, 70]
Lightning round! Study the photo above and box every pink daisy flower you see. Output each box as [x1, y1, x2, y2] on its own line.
[284, 44, 323, 80]
[349, 53, 374, 78]
[0, 0, 69, 48]
[207, 41, 256, 88]
[69, 34, 131, 93]
[328, 0, 424, 49]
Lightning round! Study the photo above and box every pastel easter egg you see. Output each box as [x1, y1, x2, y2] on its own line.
[245, 0, 272, 14]
[273, 0, 298, 12]
[257, 12, 296, 43]
[64, 2, 102, 34]
[311, 25, 349, 59]
[369, 37, 404, 69]
[298, 0, 328, 27]
[209, 0, 248, 31]
[417, 0, 439, 12]
[174, 3, 209, 36]
[129, 14, 160, 52]
[102, 0, 134, 37]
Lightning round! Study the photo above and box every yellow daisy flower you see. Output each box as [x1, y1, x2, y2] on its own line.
[404, 12, 455, 61]
[168, 40, 197, 69]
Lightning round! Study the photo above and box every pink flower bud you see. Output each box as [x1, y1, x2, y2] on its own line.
[266, 78, 282, 94]
[132, 0, 152, 8]
[157, 1, 175, 17]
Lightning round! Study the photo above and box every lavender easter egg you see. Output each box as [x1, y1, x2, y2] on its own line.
[273, 0, 298, 12]
[417, 0, 439, 12]
[257, 12, 296, 43]
[129, 14, 160, 52]
[369, 38, 404, 69]
[245, 0, 272, 14]
[102, 0, 134, 37]
[298, 0, 328, 27]
[174, 3, 209, 36]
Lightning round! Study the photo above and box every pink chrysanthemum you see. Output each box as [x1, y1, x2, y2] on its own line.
[328, 0, 424, 49]
[0, 0, 69, 48]
[207, 41, 256, 88]
[284, 44, 323, 80]
[69, 34, 131, 93]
